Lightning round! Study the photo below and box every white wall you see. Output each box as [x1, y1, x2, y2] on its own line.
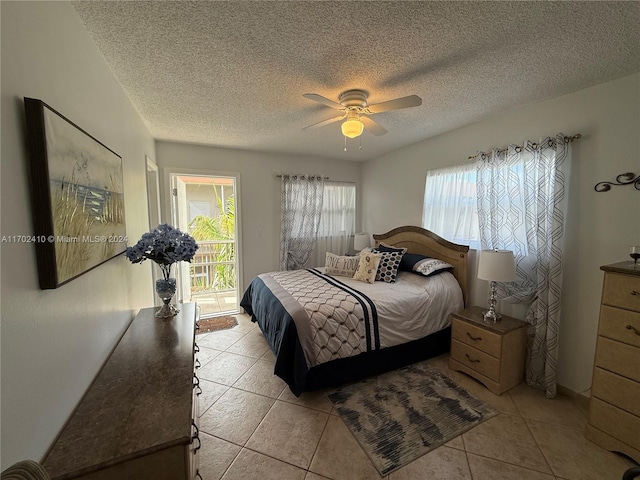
[362, 73, 640, 394]
[1, 2, 155, 468]
[155, 142, 361, 292]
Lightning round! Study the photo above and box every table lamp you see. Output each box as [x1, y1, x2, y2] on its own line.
[354, 233, 372, 251]
[477, 249, 516, 322]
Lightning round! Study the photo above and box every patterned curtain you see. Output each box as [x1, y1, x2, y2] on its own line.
[475, 134, 571, 398]
[280, 174, 325, 270]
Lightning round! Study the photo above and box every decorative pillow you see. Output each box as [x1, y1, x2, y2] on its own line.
[352, 252, 382, 284]
[400, 253, 429, 271]
[325, 252, 360, 277]
[374, 242, 407, 254]
[368, 243, 407, 283]
[402, 253, 454, 277]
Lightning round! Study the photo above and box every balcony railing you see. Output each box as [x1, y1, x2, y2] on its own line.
[190, 240, 236, 293]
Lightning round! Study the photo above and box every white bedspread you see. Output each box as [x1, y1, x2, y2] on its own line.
[316, 268, 464, 348]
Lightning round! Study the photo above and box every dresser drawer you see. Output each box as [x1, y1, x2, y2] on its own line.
[602, 273, 640, 312]
[452, 319, 502, 358]
[598, 305, 640, 348]
[451, 339, 500, 382]
[595, 337, 640, 382]
[589, 397, 640, 450]
[591, 367, 640, 417]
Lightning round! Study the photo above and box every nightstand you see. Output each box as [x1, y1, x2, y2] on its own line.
[449, 306, 527, 395]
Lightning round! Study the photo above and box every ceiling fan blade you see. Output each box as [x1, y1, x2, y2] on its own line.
[302, 114, 345, 130]
[303, 93, 344, 110]
[360, 116, 387, 136]
[367, 95, 422, 114]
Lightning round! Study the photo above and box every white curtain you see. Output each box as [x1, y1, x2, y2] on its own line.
[475, 134, 571, 398]
[422, 163, 480, 248]
[279, 175, 325, 270]
[312, 182, 356, 266]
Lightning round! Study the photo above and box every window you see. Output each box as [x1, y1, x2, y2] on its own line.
[318, 182, 356, 238]
[311, 181, 356, 266]
[422, 163, 480, 248]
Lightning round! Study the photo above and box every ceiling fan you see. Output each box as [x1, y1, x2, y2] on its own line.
[302, 89, 422, 139]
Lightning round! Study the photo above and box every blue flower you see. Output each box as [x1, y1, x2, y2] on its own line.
[125, 224, 199, 278]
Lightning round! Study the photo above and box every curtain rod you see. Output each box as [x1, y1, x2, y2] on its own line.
[276, 174, 329, 180]
[467, 133, 581, 160]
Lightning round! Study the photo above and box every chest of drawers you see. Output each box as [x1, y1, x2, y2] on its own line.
[585, 262, 640, 463]
[449, 306, 527, 395]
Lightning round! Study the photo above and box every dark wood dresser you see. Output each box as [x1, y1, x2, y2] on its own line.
[585, 262, 640, 463]
[42, 304, 201, 479]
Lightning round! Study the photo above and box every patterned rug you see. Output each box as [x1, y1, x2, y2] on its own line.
[327, 362, 499, 475]
[197, 315, 238, 334]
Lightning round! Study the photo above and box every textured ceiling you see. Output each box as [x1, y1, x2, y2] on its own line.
[71, 1, 640, 161]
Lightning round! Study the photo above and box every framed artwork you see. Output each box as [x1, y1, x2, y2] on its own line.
[24, 98, 127, 289]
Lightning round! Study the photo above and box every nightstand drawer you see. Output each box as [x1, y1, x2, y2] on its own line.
[598, 305, 640, 348]
[452, 319, 502, 358]
[595, 337, 640, 382]
[591, 368, 640, 417]
[602, 273, 640, 312]
[451, 339, 500, 382]
[589, 397, 640, 450]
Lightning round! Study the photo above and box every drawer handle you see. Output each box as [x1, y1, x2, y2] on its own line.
[193, 374, 202, 395]
[191, 421, 201, 451]
[196, 472, 203, 480]
[195, 358, 201, 369]
[465, 353, 480, 364]
[626, 324, 640, 336]
[466, 332, 482, 341]
[631, 290, 640, 296]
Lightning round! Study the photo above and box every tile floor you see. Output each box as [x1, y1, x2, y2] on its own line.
[195, 313, 636, 480]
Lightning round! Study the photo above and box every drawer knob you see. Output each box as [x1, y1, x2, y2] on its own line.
[465, 353, 481, 363]
[631, 290, 640, 297]
[626, 324, 640, 336]
[466, 332, 482, 341]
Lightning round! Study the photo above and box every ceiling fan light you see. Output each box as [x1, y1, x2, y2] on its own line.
[341, 118, 364, 138]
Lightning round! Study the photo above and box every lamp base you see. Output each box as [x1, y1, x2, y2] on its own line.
[484, 280, 502, 323]
[483, 309, 502, 323]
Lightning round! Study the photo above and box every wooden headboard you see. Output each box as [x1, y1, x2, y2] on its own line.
[373, 226, 470, 305]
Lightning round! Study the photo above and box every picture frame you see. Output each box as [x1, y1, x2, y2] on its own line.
[24, 98, 127, 289]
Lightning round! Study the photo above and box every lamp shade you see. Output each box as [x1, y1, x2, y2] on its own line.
[477, 250, 516, 282]
[354, 232, 372, 251]
[341, 118, 364, 138]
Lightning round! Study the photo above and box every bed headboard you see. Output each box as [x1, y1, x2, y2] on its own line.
[373, 226, 470, 305]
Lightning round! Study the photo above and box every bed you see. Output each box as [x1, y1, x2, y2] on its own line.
[240, 226, 469, 395]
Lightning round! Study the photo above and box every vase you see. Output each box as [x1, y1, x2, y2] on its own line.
[155, 277, 180, 318]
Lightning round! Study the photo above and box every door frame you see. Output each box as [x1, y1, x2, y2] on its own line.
[162, 167, 243, 308]
[145, 155, 162, 306]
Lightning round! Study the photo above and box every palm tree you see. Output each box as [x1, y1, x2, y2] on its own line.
[189, 186, 235, 291]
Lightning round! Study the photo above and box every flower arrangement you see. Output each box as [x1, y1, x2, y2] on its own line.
[125, 223, 199, 280]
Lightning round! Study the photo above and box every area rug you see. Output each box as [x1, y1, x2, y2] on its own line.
[326, 362, 499, 475]
[197, 315, 238, 334]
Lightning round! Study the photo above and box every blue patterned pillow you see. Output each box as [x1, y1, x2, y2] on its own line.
[371, 243, 407, 283]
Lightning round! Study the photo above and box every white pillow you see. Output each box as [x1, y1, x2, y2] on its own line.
[352, 252, 382, 284]
[325, 252, 360, 277]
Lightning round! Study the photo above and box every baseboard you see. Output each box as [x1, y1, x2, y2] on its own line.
[557, 383, 590, 411]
